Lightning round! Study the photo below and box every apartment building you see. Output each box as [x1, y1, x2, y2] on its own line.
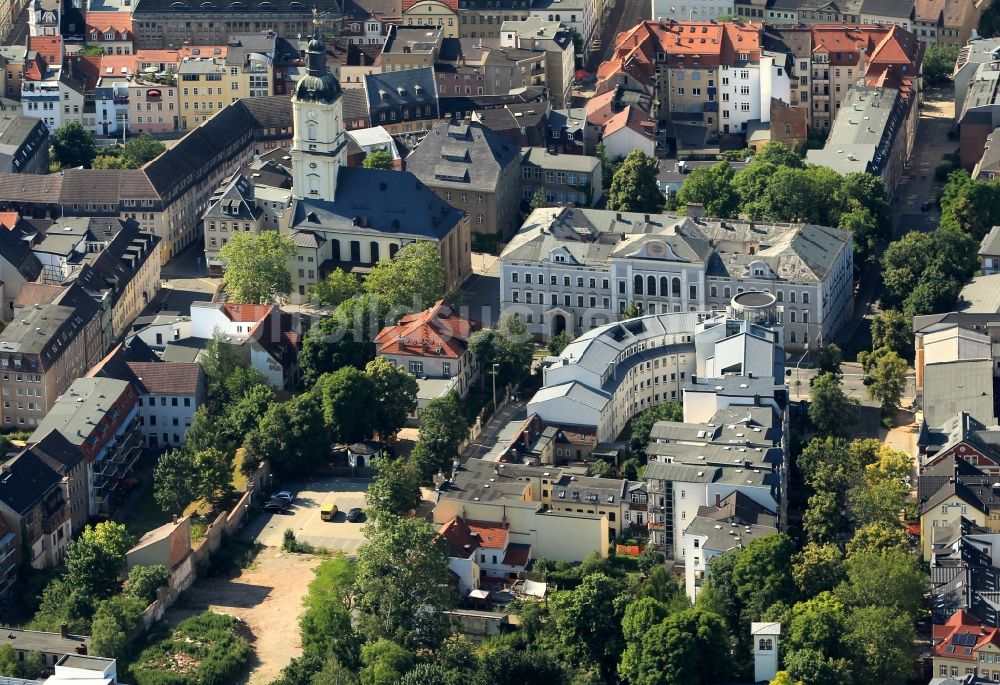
[85, 12, 133, 55]
[0, 286, 103, 428]
[805, 85, 915, 198]
[0, 96, 293, 264]
[363, 68, 440, 134]
[499, 206, 854, 350]
[17, 430, 87, 533]
[131, 0, 341, 49]
[0, 223, 42, 318]
[401, 0, 458, 37]
[405, 120, 522, 238]
[931, 517, 1000, 628]
[499, 19, 575, 108]
[460, 0, 531, 40]
[520, 147, 603, 207]
[0, 45, 26, 99]
[31, 377, 141, 517]
[932, 610, 1000, 681]
[0, 448, 71, 569]
[529, 0, 597, 58]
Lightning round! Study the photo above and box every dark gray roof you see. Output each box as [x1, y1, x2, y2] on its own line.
[860, 0, 914, 17]
[290, 167, 463, 241]
[133, 0, 340, 12]
[0, 449, 61, 515]
[0, 221, 42, 281]
[27, 429, 85, 473]
[364, 67, 438, 111]
[980, 225, 1000, 257]
[342, 88, 369, 122]
[407, 120, 520, 192]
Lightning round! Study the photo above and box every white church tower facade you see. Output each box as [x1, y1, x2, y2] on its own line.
[290, 32, 348, 202]
[752, 622, 781, 683]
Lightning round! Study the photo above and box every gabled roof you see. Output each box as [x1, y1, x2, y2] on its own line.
[374, 300, 476, 359]
[26, 429, 85, 473]
[125, 361, 202, 396]
[438, 516, 479, 558]
[0, 449, 61, 516]
[467, 520, 509, 548]
[603, 104, 655, 140]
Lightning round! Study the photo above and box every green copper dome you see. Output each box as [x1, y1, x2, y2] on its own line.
[294, 33, 342, 104]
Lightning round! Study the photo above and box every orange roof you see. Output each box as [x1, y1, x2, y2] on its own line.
[374, 300, 476, 360]
[23, 53, 47, 81]
[604, 105, 655, 140]
[27, 36, 61, 66]
[221, 303, 274, 324]
[86, 12, 133, 33]
[98, 54, 140, 78]
[466, 520, 508, 549]
[438, 516, 479, 558]
[0, 212, 19, 230]
[135, 45, 228, 68]
[933, 609, 999, 662]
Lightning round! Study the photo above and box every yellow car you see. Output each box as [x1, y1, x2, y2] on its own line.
[320, 503, 338, 521]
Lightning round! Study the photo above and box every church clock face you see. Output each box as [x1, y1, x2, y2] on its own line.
[306, 110, 318, 120]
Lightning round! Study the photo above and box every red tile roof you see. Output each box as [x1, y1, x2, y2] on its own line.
[28, 36, 62, 66]
[126, 361, 202, 396]
[374, 300, 476, 360]
[502, 542, 531, 567]
[86, 12, 133, 35]
[23, 53, 48, 81]
[933, 609, 1000, 662]
[222, 303, 275, 324]
[604, 105, 655, 140]
[13, 283, 66, 308]
[438, 516, 479, 558]
[467, 520, 509, 549]
[0, 212, 19, 230]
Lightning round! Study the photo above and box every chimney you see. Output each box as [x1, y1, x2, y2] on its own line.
[686, 202, 705, 218]
[60, 623, 69, 638]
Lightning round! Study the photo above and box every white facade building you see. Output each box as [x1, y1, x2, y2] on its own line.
[500, 206, 853, 351]
[651, 0, 735, 21]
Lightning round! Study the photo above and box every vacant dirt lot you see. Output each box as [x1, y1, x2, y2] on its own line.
[167, 546, 321, 685]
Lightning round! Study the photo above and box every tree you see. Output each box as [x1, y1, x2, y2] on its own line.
[817, 343, 843, 378]
[125, 564, 171, 602]
[244, 393, 329, 475]
[849, 477, 907, 528]
[619, 597, 670, 683]
[470, 313, 536, 385]
[596, 142, 615, 190]
[153, 448, 197, 514]
[731, 533, 798, 624]
[364, 241, 446, 311]
[360, 639, 415, 685]
[219, 231, 295, 304]
[412, 392, 470, 479]
[861, 347, 907, 417]
[193, 447, 234, 505]
[785, 592, 848, 658]
[785, 649, 852, 685]
[940, 177, 1000, 241]
[52, 121, 96, 168]
[627, 402, 683, 454]
[881, 231, 933, 309]
[838, 203, 881, 269]
[300, 555, 359, 668]
[365, 358, 418, 442]
[547, 331, 570, 355]
[310, 269, 362, 307]
[362, 149, 394, 170]
[366, 457, 422, 519]
[550, 573, 625, 678]
[674, 161, 739, 218]
[845, 606, 914, 685]
[299, 294, 390, 387]
[792, 543, 845, 596]
[756, 166, 839, 224]
[835, 548, 925, 618]
[474, 647, 567, 685]
[66, 522, 132, 601]
[355, 517, 454, 648]
[923, 43, 960, 85]
[845, 521, 908, 558]
[630, 608, 734, 685]
[0, 645, 16, 677]
[315, 368, 376, 444]
[120, 133, 166, 167]
[90, 595, 146, 662]
[92, 154, 125, 169]
[808, 372, 858, 436]
[607, 149, 665, 213]
[529, 187, 548, 211]
[801, 490, 848, 544]
[622, 301, 641, 319]
[769, 673, 803, 685]
[755, 141, 803, 168]
[869, 310, 912, 359]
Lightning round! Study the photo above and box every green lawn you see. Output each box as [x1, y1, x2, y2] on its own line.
[121, 484, 173, 540]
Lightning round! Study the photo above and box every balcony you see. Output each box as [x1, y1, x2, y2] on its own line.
[112, 95, 129, 104]
[648, 521, 665, 531]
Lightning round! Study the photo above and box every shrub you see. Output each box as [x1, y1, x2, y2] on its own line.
[130, 612, 252, 685]
[126, 565, 171, 603]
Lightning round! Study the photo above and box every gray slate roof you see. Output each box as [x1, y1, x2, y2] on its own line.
[407, 120, 520, 193]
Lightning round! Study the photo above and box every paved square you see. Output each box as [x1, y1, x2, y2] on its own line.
[255, 477, 370, 554]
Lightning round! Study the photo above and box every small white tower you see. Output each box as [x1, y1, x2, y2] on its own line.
[752, 622, 781, 684]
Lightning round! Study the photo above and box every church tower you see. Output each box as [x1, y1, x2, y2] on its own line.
[290, 31, 346, 202]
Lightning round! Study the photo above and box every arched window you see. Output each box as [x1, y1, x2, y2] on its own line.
[671, 277, 681, 297]
[331, 239, 341, 261]
[634, 275, 643, 295]
[370, 241, 380, 263]
[389, 243, 399, 258]
[647, 275, 656, 296]
[307, 122, 317, 141]
[660, 276, 669, 296]
[759, 638, 773, 651]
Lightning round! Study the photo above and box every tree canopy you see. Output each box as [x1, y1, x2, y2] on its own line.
[363, 241, 446, 311]
[52, 122, 96, 169]
[362, 150, 394, 170]
[219, 231, 296, 303]
[607, 150, 665, 213]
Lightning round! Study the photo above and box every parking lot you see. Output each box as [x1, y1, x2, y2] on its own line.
[251, 477, 371, 554]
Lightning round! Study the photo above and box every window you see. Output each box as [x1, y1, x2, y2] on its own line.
[408, 361, 424, 374]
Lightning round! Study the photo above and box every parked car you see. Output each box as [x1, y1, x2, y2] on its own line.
[347, 507, 364, 523]
[273, 490, 294, 504]
[321, 503, 338, 521]
[264, 496, 290, 512]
